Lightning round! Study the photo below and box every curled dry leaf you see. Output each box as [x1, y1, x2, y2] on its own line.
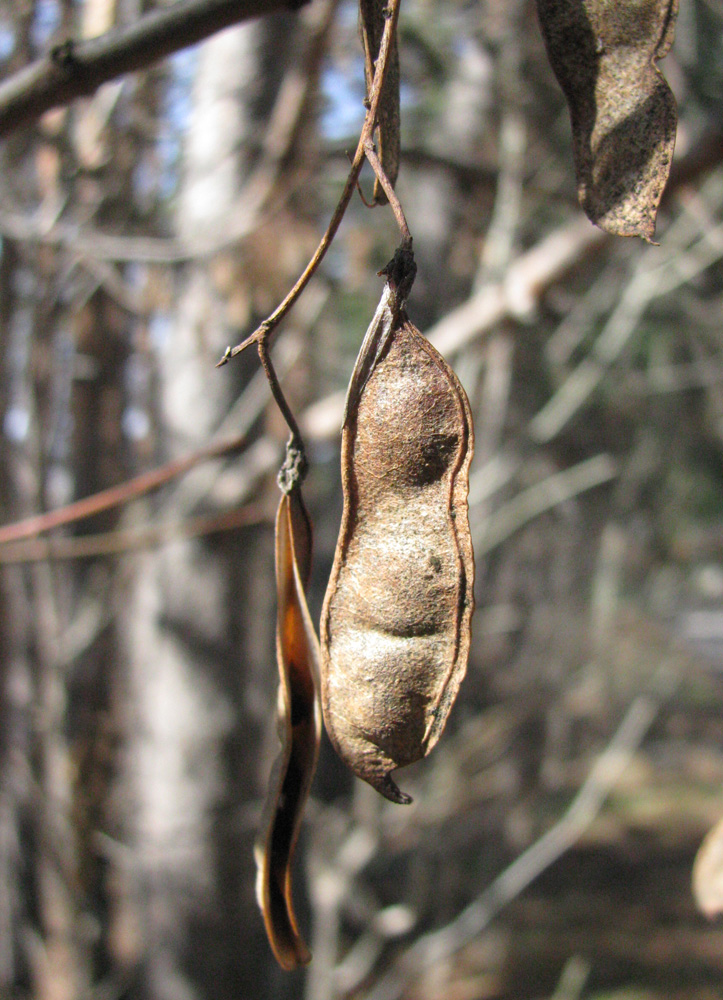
[321, 248, 474, 804]
[693, 815, 723, 919]
[255, 486, 321, 970]
[360, 0, 400, 204]
[536, 0, 678, 240]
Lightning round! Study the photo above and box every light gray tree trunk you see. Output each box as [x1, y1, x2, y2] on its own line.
[118, 16, 299, 999]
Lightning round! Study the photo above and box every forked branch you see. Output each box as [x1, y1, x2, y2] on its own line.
[216, 0, 405, 369]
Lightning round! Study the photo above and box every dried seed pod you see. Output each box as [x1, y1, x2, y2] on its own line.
[537, 0, 678, 240]
[321, 258, 474, 804]
[255, 485, 321, 970]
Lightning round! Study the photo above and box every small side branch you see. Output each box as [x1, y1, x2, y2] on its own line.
[0, 0, 309, 137]
[257, 337, 310, 491]
[216, 0, 403, 366]
[364, 140, 411, 246]
[0, 431, 248, 545]
[364, 660, 679, 1000]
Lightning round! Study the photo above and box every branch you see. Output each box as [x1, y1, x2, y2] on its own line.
[363, 660, 680, 1000]
[472, 453, 619, 555]
[364, 140, 411, 244]
[0, 0, 308, 138]
[425, 129, 723, 359]
[216, 0, 403, 364]
[0, 430, 249, 545]
[530, 185, 723, 444]
[0, 502, 268, 563]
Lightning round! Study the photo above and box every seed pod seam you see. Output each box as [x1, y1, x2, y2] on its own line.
[321, 266, 474, 805]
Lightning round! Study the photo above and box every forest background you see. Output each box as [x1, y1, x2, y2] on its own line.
[2, 1, 723, 999]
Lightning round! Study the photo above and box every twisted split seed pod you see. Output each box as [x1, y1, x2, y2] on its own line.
[320, 248, 474, 804]
[255, 484, 321, 969]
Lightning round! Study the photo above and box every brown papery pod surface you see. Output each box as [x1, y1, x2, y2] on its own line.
[536, 0, 678, 240]
[321, 248, 474, 805]
[359, 0, 400, 205]
[255, 484, 321, 969]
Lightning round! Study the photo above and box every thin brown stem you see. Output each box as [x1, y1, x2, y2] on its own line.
[0, 0, 309, 138]
[364, 139, 412, 245]
[0, 504, 268, 564]
[257, 338, 303, 449]
[216, 0, 403, 367]
[256, 338, 310, 493]
[0, 431, 248, 545]
[344, 148, 376, 207]
[355, 180, 376, 209]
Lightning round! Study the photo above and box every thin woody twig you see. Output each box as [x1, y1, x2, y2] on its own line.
[363, 140, 411, 245]
[257, 338, 303, 447]
[0, 0, 310, 138]
[346, 146, 376, 208]
[355, 177, 376, 209]
[472, 453, 619, 554]
[363, 661, 679, 1000]
[0, 0, 338, 269]
[0, 504, 268, 564]
[0, 431, 248, 546]
[0, 331, 306, 546]
[216, 0, 403, 367]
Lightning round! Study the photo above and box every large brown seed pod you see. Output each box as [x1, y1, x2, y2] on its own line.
[320, 271, 474, 804]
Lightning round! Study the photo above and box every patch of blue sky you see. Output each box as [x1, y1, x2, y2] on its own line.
[121, 405, 150, 441]
[168, 46, 198, 130]
[4, 404, 30, 443]
[30, 0, 61, 51]
[151, 47, 199, 202]
[149, 312, 173, 353]
[0, 20, 14, 62]
[133, 153, 158, 208]
[124, 263, 146, 293]
[338, 0, 360, 32]
[321, 61, 417, 142]
[155, 130, 181, 201]
[400, 80, 415, 112]
[321, 62, 365, 141]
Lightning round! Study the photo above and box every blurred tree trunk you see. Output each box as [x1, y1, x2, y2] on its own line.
[116, 14, 304, 999]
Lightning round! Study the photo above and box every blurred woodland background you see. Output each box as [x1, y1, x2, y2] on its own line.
[3, 0, 723, 998]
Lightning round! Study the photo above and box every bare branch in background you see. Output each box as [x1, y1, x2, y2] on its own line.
[0, 0, 310, 137]
[0, 430, 250, 545]
[472, 453, 619, 555]
[363, 660, 681, 1000]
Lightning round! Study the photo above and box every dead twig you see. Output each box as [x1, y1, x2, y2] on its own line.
[0, 503, 268, 564]
[0, 326, 307, 545]
[472, 454, 619, 555]
[362, 661, 679, 1000]
[363, 140, 411, 246]
[216, 0, 403, 366]
[0, 432, 248, 546]
[0, 0, 311, 138]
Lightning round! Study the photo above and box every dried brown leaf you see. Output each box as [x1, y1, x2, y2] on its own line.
[536, 0, 678, 240]
[255, 487, 321, 970]
[693, 815, 723, 919]
[321, 262, 474, 804]
[360, 0, 400, 204]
